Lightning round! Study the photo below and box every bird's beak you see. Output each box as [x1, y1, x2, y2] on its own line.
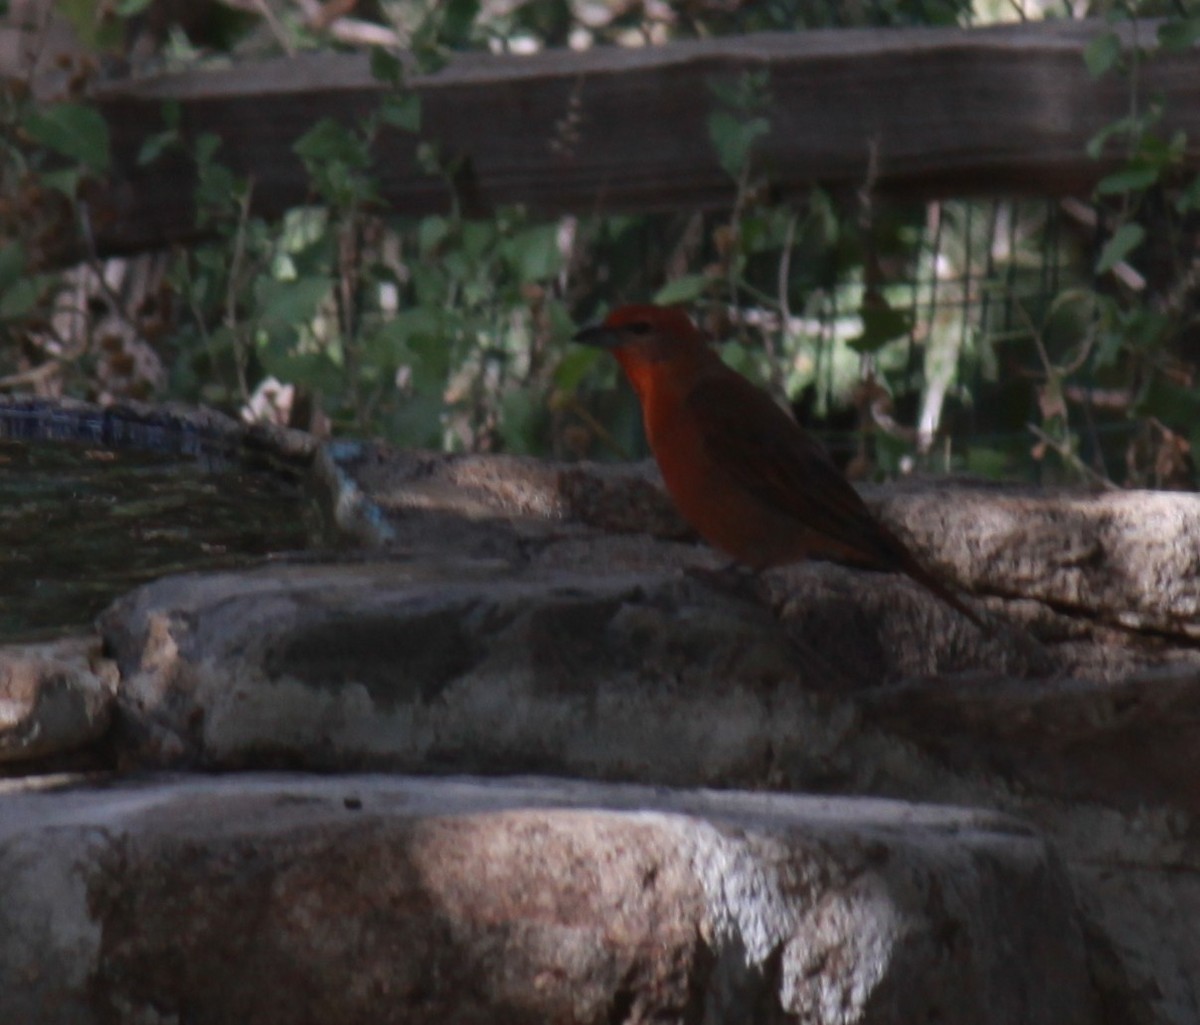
[572, 323, 620, 348]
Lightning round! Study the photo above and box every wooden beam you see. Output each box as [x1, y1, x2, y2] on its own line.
[70, 19, 1200, 256]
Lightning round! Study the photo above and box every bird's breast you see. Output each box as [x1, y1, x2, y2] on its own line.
[643, 396, 814, 570]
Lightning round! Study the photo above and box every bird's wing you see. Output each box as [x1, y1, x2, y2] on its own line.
[684, 369, 982, 625]
[685, 371, 901, 565]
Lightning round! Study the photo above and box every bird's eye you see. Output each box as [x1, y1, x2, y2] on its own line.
[625, 322, 653, 335]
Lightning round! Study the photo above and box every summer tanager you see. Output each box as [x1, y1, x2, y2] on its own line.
[574, 303, 980, 625]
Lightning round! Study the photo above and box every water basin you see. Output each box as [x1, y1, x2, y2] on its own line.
[0, 403, 328, 643]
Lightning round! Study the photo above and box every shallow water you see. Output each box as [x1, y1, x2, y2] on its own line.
[0, 439, 325, 642]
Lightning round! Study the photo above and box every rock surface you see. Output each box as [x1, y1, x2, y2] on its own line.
[6, 418, 1200, 1024]
[0, 774, 1095, 1025]
[0, 637, 116, 765]
[101, 561, 802, 776]
[99, 557, 1043, 774]
[345, 443, 1200, 642]
[91, 556, 1200, 1023]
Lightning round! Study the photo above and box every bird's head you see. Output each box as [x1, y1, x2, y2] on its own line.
[573, 304, 710, 367]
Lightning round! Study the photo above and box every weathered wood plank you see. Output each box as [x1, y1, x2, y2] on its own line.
[72, 19, 1200, 256]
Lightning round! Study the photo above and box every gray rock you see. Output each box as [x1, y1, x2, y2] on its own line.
[344, 447, 1200, 642]
[13, 434, 1200, 1024]
[869, 482, 1200, 637]
[90, 546, 1200, 1023]
[99, 561, 803, 776]
[97, 558, 1037, 774]
[0, 637, 116, 764]
[858, 666, 1200, 812]
[0, 773, 1095, 1025]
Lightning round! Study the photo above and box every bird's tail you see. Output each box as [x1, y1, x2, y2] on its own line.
[898, 551, 984, 628]
[864, 522, 984, 628]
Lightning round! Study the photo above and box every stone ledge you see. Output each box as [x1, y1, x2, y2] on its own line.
[97, 560, 1038, 774]
[0, 637, 116, 766]
[0, 773, 1094, 1025]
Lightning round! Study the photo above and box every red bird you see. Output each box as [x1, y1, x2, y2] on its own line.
[574, 303, 980, 625]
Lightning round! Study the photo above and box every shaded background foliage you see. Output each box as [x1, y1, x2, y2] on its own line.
[1, 0, 1198, 489]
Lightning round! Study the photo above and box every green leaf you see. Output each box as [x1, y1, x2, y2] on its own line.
[965, 446, 1014, 479]
[546, 299, 575, 339]
[1084, 31, 1121, 77]
[1137, 377, 1200, 427]
[116, 0, 154, 13]
[708, 110, 769, 178]
[1158, 16, 1200, 52]
[379, 92, 421, 133]
[505, 224, 560, 283]
[1044, 286, 1099, 321]
[389, 392, 446, 447]
[806, 187, 839, 245]
[1093, 329, 1124, 370]
[1095, 165, 1159, 195]
[294, 118, 369, 169]
[294, 119, 377, 208]
[654, 273, 710, 305]
[137, 130, 178, 167]
[553, 345, 600, 391]
[264, 351, 342, 391]
[706, 70, 771, 112]
[418, 215, 451, 257]
[718, 343, 769, 384]
[499, 388, 542, 453]
[194, 159, 240, 225]
[848, 304, 914, 354]
[1176, 173, 1200, 214]
[442, 0, 480, 47]
[1096, 223, 1145, 273]
[367, 307, 438, 360]
[370, 308, 451, 394]
[256, 276, 332, 329]
[410, 32, 448, 76]
[444, 248, 470, 280]
[194, 133, 223, 167]
[416, 141, 442, 174]
[407, 331, 453, 396]
[1086, 113, 1137, 159]
[40, 167, 82, 197]
[602, 215, 638, 241]
[739, 210, 794, 253]
[22, 103, 110, 173]
[461, 220, 496, 259]
[1136, 129, 1186, 168]
[370, 47, 405, 85]
[0, 277, 39, 320]
[0, 243, 25, 292]
[280, 207, 330, 258]
[1119, 308, 1169, 354]
[55, 0, 122, 49]
[410, 264, 449, 308]
[162, 100, 181, 131]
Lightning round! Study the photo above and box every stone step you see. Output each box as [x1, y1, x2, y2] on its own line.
[0, 773, 1093, 1025]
